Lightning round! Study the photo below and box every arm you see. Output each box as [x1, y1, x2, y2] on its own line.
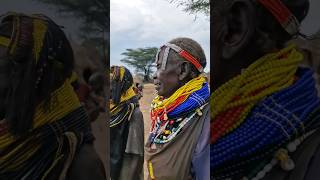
[191, 109, 210, 180]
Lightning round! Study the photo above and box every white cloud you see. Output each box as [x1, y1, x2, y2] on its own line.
[110, 0, 210, 72]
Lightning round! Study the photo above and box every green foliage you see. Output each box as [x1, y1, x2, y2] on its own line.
[35, 0, 109, 65]
[169, 0, 209, 17]
[120, 47, 158, 82]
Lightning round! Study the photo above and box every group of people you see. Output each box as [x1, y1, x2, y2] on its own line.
[112, 0, 320, 179]
[0, 10, 211, 180]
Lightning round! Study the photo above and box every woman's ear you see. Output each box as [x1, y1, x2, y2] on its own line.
[220, 0, 256, 60]
[178, 61, 193, 81]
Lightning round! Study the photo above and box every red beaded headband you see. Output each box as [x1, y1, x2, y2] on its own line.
[257, 0, 300, 35]
[155, 43, 204, 73]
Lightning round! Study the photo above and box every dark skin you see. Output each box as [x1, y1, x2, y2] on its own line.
[212, 0, 281, 91]
[153, 48, 197, 98]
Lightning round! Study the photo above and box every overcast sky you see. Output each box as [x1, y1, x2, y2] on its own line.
[110, 0, 320, 74]
[1, 0, 319, 74]
[110, 0, 210, 73]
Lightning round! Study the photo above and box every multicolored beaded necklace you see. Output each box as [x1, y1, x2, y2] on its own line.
[210, 44, 320, 179]
[211, 44, 303, 143]
[147, 75, 209, 146]
[150, 103, 207, 145]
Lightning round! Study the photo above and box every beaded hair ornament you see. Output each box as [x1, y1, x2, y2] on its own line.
[155, 43, 204, 73]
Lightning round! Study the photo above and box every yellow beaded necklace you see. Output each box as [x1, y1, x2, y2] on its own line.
[211, 44, 303, 134]
[152, 75, 206, 111]
[0, 78, 81, 170]
[150, 75, 207, 124]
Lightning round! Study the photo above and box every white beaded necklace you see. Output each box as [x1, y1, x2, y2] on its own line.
[242, 129, 318, 180]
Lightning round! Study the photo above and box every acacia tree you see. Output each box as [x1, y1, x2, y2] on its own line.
[121, 47, 158, 82]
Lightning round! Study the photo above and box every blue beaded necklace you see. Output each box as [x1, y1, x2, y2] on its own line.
[211, 68, 320, 179]
[146, 83, 209, 146]
[169, 82, 209, 118]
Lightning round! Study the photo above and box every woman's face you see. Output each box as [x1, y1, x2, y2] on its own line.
[152, 49, 181, 98]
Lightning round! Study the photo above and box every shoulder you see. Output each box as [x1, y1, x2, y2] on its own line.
[129, 106, 144, 129]
[131, 106, 143, 121]
[297, 129, 320, 180]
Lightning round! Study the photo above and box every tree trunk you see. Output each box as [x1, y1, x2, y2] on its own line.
[144, 67, 149, 82]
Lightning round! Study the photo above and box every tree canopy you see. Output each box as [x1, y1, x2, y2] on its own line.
[169, 0, 209, 17]
[121, 47, 158, 82]
[35, 0, 109, 66]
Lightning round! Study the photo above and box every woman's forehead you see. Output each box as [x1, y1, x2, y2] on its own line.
[157, 49, 180, 64]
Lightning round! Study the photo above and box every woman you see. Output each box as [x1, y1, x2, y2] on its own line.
[211, 0, 320, 179]
[110, 66, 144, 180]
[0, 12, 105, 179]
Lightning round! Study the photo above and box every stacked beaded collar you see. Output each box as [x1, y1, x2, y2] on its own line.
[211, 68, 320, 179]
[0, 78, 92, 179]
[110, 98, 137, 128]
[211, 44, 303, 143]
[147, 75, 209, 146]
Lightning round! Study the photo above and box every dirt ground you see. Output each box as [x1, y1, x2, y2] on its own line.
[138, 83, 157, 180]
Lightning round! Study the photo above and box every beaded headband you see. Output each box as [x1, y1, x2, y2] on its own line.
[155, 43, 204, 73]
[257, 0, 300, 36]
